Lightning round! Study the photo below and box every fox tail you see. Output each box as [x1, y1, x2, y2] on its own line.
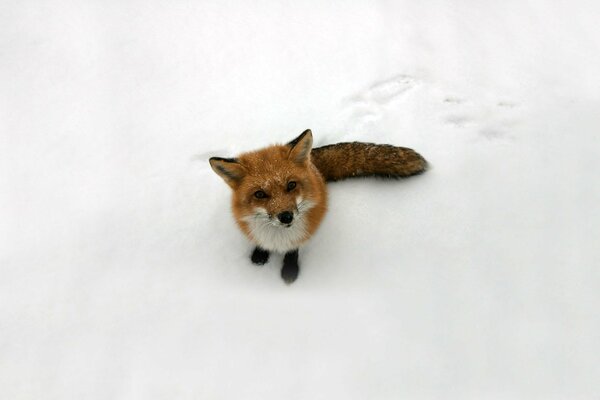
[310, 141, 428, 182]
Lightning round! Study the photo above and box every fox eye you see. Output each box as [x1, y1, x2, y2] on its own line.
[287, 181, 297, 191]
[254, 190, 267, 199]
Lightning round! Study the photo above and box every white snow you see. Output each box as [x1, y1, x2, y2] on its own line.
[1, 0, 599, 398]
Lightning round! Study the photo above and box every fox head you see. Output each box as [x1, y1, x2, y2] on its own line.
[209, 129, 327, 252]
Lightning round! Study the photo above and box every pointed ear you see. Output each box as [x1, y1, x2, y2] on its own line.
[287, 129, 313, 164]
[209, 157, 247, 188]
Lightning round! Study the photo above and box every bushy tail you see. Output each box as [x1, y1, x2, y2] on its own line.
[310, 142, 428, 182]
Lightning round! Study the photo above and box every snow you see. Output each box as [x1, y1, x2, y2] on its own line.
[1, 0, 599, 398]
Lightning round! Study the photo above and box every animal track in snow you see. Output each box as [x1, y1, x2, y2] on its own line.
[441, 96, 476, 128]
[479, 128, 506, 139]
[443, 96, 465, 105]
[338, 74, 420, 135]
[445, 114, 475, 128]
[497, 101, 518, 108]
[441, 95, 521, 140]
[367, 75, 419, 104]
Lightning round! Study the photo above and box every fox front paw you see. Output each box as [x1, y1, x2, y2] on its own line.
[251, 247, 270, 265]
[281, 250, 299, 284]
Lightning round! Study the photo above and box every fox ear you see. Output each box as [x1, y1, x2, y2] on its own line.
[287, 129, 313, 164]
[209, 157, 247, 188]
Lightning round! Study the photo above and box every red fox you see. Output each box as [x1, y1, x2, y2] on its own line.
[209, 129, 427, 283]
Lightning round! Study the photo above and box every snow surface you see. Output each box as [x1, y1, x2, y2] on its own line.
[1, 0, 600, 398]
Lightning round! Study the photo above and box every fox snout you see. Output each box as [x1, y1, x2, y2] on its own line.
[277, 211, 294, 225]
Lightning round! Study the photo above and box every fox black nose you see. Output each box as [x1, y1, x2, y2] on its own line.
[277, 211, 294, 224]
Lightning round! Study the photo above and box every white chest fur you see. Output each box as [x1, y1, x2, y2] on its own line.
[241, 198, 316, 253]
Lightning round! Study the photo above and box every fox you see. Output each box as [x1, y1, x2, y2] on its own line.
[209, 129, 427, 284]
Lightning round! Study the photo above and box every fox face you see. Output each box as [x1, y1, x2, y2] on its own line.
[210, 130, 328, 253]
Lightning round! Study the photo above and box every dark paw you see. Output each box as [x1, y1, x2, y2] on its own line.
[281, 263, 299, 284]
[281, 250, 299, 284]
[251, 247, 270, 265]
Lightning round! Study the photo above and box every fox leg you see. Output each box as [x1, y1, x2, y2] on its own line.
[251, 246, 270, 265]
[281, 249, 299, 284]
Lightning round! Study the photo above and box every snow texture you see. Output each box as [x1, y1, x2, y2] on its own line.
[1, 1, 599, 399]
